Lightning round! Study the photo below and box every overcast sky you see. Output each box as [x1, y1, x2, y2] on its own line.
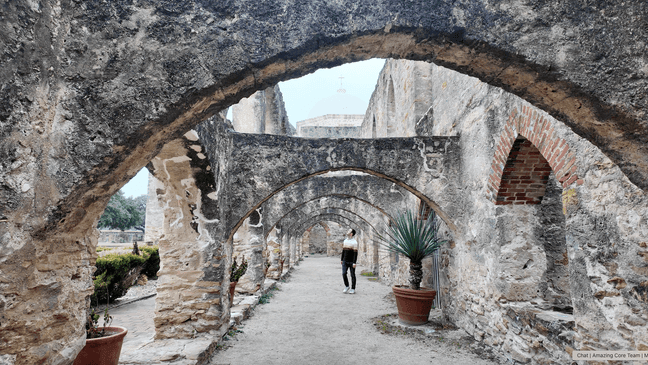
[121, 58, 387, 198]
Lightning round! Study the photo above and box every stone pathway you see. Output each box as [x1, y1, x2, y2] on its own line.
[208, 256, 502, 365]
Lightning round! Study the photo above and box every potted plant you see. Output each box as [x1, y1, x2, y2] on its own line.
[378, 208, 447, 325]
[73, 307, 128, 365]
[229, 255, 248, 301]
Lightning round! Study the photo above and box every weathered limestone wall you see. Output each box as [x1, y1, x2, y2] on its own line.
[326, 222, 347, 257]
[232, 85, 293, 136]
[147, 124, 228, 341]
[143, 174, 164, 245]
[306, 224, 328, 254]
[1, 1, 647, 363]
[373, 60, 648, 363]
[265, 227, 283, 280]
[361, 59, 434, 138]
[232, 209, 266, 293]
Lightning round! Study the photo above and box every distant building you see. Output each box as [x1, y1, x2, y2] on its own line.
[296, 114, 364, 138]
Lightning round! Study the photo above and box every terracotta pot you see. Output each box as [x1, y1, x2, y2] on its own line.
[229, 281, 237, 300]
[73, 326, 128, 365]
[392, 285, 436, 325]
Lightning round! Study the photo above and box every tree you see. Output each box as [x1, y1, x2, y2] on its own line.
[98, 191, 147, 231]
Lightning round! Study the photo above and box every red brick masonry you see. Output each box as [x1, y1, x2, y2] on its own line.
[488, 106, 583, 205]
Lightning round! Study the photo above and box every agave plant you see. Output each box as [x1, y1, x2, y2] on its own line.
[378, 208, 447, 290]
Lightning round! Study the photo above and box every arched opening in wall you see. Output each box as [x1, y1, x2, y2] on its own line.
[494, 136, 572, 314]
[94, 168, 155, 307]
[229, 166, 457, 244]
[308, 222, 329, 255]
[9, 12, 646, 363]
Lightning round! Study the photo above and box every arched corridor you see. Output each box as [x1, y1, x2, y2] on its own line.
[2, 2, 648, 364]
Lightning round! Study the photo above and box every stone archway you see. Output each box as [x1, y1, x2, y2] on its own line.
[2, 2, 648, 363]
[261, 173, 419, 237]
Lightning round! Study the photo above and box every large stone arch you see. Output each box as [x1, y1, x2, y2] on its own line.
[2, 2, 648, 363]
[220, 132, 461, 241]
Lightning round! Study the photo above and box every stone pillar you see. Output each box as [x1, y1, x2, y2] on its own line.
[281, 232, 291, 276]
[266, 228, 283, 279]
[290, 234, 297, 267]
[301, 230, 310, 255]
[144, 173, 164, 245]
[233, 209, 266, 293]
[0, 231, 96, 364]
[149, 132, 227, 340]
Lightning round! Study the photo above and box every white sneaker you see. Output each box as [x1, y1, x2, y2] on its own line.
[349, 289, 355, 294]
[343, 287, 350, 293]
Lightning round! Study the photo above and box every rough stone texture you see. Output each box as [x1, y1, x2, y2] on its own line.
[143, 174, 164, 245]
[304, 223, 328, 254]
[146, 122, 227, 340]
[232, 85, 293, 136]
[225, 133, 461, 241]
[232, 208, 266, 294]
[410, 60, 648, 363]
[2, 2, 648, 363]
[361, 59, 434, 138]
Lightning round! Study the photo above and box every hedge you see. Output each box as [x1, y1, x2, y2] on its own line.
[91, 246, 159, 305]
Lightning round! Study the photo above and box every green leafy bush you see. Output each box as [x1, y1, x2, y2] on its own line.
[140, 246, 160, 279]
[91, 246, 159, 304]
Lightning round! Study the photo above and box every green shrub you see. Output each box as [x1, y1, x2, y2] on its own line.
[91, 246, 159, 305]
[140, 246, 160, 279]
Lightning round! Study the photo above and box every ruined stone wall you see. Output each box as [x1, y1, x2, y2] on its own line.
[326, 221, 347, 257]
[232, 85, 292, 136]
[232, 209, 266, 294]
[2, 2, 648, 363]
[144, 174, 164, 245]
[361, 59, 434, 138]
[407, 61, 648, 363]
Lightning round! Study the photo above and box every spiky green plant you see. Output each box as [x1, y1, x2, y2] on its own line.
[378, 208, 447, 290]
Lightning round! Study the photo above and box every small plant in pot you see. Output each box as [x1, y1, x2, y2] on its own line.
[229, 255, 248, 301]
[378, 208, 447, 325]
[74, 307, 128, 365]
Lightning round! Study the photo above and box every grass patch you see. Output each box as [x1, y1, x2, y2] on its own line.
[258, 287, 280, 304]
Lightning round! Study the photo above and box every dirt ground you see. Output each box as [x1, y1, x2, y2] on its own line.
[208, 255, 503, 365]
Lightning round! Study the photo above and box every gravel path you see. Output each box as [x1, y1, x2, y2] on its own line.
[209, 255, 502, 365]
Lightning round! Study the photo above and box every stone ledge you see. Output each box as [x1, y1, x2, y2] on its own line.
[120, 276, 283, 364]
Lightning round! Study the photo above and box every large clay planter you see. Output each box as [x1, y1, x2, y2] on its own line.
[392, 285, 437, 325]
[73, 326, 128, 365]
[229, 281, 237, 301]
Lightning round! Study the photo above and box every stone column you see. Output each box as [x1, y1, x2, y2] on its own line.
[301, 230, 310, 255]
[265, 228, 283, 279]
[281, 232, 291, 276]
[144, 173, 164, 245]
[233, 209, 266, 293]
[149, 132, 227, 340]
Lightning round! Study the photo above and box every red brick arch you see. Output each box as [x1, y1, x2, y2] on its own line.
[488, 106, 583, 205]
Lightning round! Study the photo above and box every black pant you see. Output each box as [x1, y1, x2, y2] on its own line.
[342, 261, 356, 289]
